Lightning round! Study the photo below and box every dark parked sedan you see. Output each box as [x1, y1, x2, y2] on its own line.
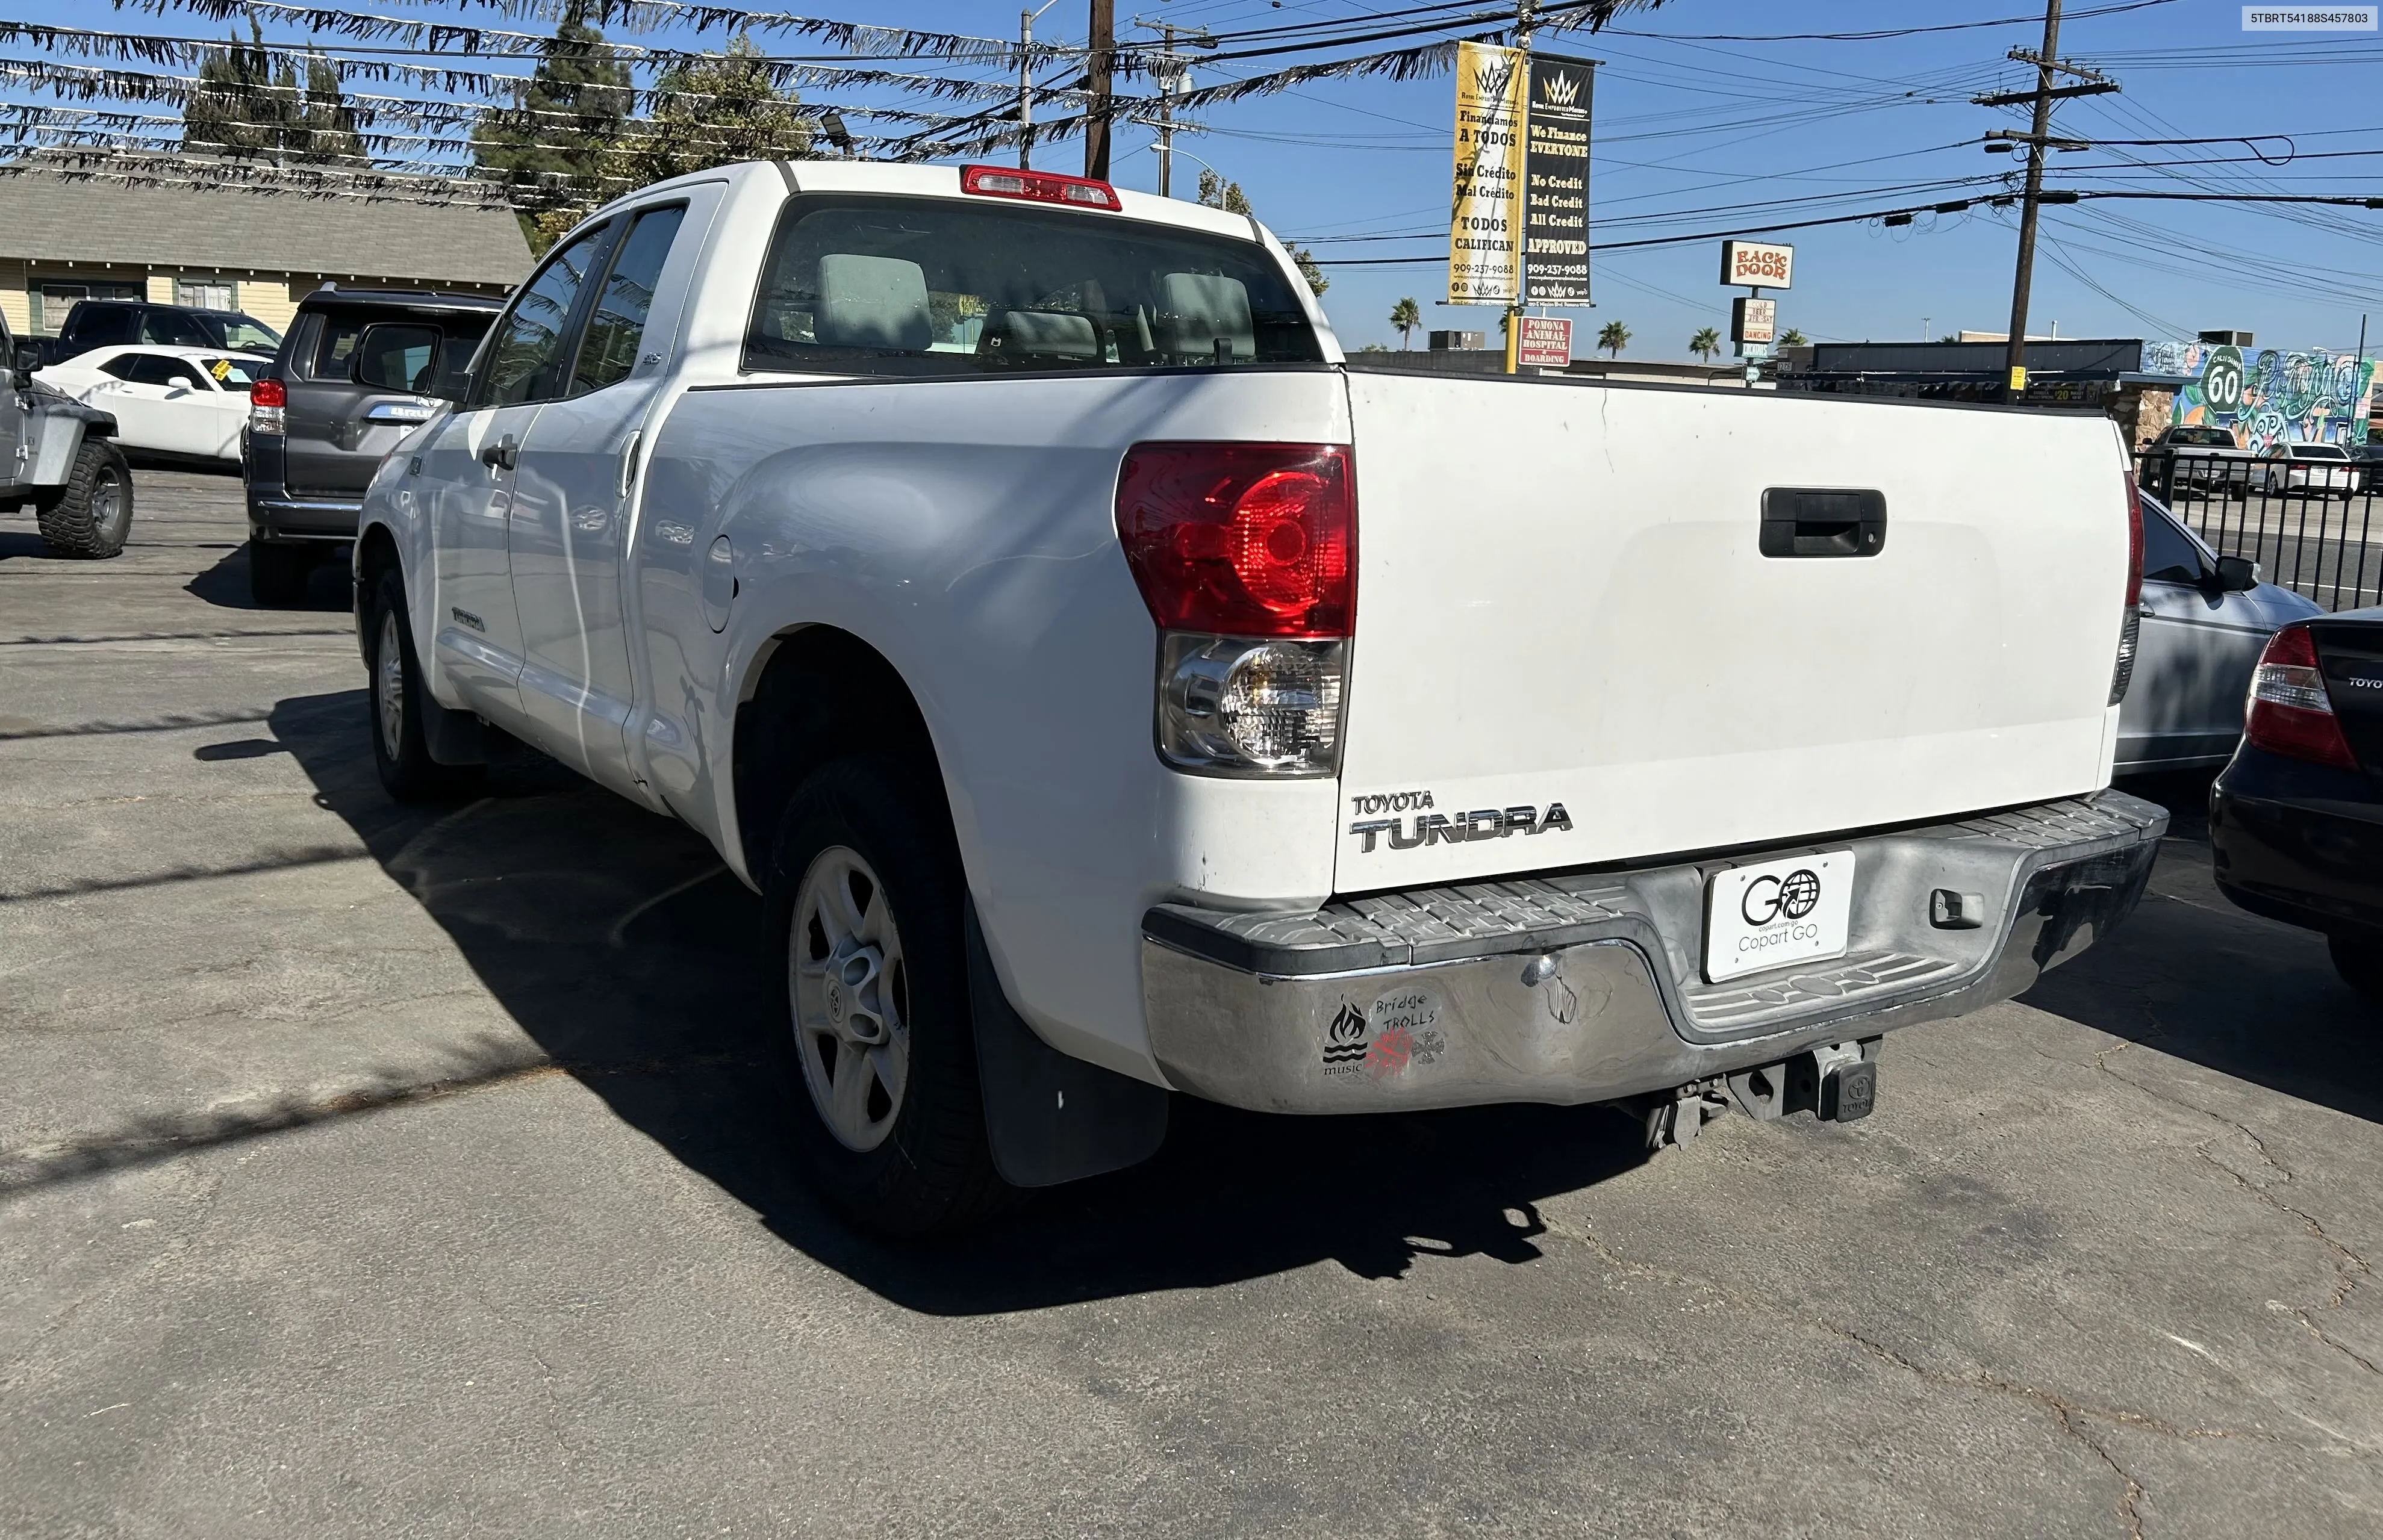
[2209, 607, 2383, 1004]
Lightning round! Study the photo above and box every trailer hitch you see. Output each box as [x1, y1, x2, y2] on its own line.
[1640, 1037, 1881, 1150]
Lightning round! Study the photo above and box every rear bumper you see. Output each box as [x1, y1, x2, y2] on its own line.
[2211, 745, 2383, 936]
[1141, 792, 2166, 1113]
[246, 491, 363, 542]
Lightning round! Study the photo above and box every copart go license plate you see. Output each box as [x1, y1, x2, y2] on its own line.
[1702, 850, 1857, 984]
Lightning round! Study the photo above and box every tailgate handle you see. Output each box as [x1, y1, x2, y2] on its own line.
[1760, 488, 1886, 559]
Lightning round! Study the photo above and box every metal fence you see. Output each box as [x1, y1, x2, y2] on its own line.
[2136, 450, 2381, 613]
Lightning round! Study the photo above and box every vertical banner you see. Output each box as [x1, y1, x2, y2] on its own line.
[1521, 53, 1594, 305]
[1448, 41, 1525, 305]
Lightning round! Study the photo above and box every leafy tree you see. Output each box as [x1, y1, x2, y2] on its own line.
[1689, 326, 1721, 362]
[1596, 320, 1630, 358]
[1778, 326, 1808, 346]
[182, 24, 364, 166]
[1389, 296, 1421, 350]
[472, 5, 635, 249]
[607, 35, 812, 193]
[1198, 169, 1328, 297]
[297, 49, 364, 166]
[184, 20, 302, 160]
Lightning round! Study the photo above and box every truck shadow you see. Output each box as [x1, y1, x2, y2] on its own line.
[265, 689, 1648, 1311]
[2015, 768, 2383, 1125]
[185, 543, 353, 612]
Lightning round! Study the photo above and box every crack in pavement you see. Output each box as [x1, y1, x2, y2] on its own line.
[1531, 1188, 2310, 1540]
[2087, 1025, 2378, 1385]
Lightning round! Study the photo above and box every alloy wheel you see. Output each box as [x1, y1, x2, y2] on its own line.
[375, 608, 405, 760]
[789, 845, 911, 1152]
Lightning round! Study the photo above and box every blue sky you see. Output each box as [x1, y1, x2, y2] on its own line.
[6, 0, 2380, 358]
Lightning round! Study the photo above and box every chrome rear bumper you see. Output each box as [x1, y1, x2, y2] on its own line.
[1141, 792, 2166, 1114]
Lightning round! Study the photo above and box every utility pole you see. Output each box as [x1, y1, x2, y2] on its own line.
[1018, 0, 1059, 170]
[1085, 0, 1115, 180]
[1973, 0, 2117, 402]
[1504, 0, 1534, 376]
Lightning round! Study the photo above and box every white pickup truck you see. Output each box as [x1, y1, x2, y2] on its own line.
[354, 159, 2166, 1235]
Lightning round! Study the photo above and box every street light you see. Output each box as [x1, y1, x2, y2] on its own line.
[1020, 0, 1064, 171]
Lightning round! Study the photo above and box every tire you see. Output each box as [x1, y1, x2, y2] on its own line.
[33, 438, 132, 559]
[363, 566, 479, 803]
[249, 539, 314, 607]
[761, 756, 1011, 1238]
[2330, 932, 2383, 1009]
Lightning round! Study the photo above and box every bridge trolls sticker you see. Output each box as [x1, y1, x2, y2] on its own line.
[1321, 989, 1448, 1082]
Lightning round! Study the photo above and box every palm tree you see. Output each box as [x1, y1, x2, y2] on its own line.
[1597, 320, 1631, 358]
[1390, 297, 1421, 350]
[1778, 326, 1808, 347]
[1689, 326, 1721, 362]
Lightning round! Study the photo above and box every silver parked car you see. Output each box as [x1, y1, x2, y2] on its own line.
[2117, 491, 2325, 772]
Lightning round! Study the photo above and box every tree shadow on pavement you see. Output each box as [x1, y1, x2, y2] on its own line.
[264, 689, 1648, 1312]
[2016, 768, 2383, 1125]
[184, 542, 353, 612]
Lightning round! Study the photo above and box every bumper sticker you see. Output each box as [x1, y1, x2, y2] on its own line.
[1319, 989, 1447, 1081]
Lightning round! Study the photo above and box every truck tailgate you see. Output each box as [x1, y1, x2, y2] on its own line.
[1335, 372, 2128, 892]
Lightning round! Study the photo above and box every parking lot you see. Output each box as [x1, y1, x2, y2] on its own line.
[5, 469, 2382, 1536]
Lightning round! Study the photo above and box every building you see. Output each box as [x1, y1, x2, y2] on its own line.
[1778, 337, 2378, 450]
[0, 155, 534, 341]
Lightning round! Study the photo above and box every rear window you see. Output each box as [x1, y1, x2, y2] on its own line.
[2293, 444, 2349, 461]
[744, 194, 1324, 378]
[301, 309, 490, 391]
[2166, 427, 2234, 447]
[311, 315, 369, 380]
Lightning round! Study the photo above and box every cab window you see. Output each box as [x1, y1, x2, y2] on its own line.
[478, 225, 610, 407]
[572, 204, 687, 394]
[744, 195, 1324, 377]
[142, 311, 210, 347]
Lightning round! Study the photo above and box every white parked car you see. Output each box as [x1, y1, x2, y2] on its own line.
[2260, 441, 2356, 499]
[355, 160, 2167, 1235]
[37, 345, 260, 465]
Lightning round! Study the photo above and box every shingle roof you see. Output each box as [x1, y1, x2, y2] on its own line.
[0, 162, 534, 287]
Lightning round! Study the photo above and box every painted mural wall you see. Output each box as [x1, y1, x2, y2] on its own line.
[2143, 340, 2378, 449]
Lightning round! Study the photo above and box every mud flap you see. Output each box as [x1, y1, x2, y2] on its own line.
[967, 901, 1169, 1188]
[420, 692, 487, 766]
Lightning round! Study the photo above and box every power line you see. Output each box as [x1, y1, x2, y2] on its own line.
[1308, 188, 2382, 265]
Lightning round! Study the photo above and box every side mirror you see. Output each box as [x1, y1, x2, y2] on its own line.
[2215, 554, 2259, 593]
[11, 343, 39, 376]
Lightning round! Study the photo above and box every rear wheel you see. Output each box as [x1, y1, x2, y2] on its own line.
[249, 539, 314, 606]
[34, 439, 132, 559]
[364, 566, 478, 802]
[762, 756, 1009, 1238]
[2330, 931, 2383, 1008]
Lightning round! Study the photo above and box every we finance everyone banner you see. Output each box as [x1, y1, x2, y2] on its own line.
[1521, 52, 1594, 305]
[1448, 40, 1525, 305]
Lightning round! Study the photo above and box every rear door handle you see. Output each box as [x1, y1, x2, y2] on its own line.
[479, 433, 518, 471]
[618, 429, 642, 501]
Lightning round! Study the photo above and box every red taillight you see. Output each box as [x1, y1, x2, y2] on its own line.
[1117, 443, 1355, 639]
[2122, 466, 2143, 607]
[251, 377, 285, 409]
[960, 164, 1123, 212]
[2245, 623, 2357, 769]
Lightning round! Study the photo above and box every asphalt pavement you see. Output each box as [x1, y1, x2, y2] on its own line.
[5, 469, 2381, 1538]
